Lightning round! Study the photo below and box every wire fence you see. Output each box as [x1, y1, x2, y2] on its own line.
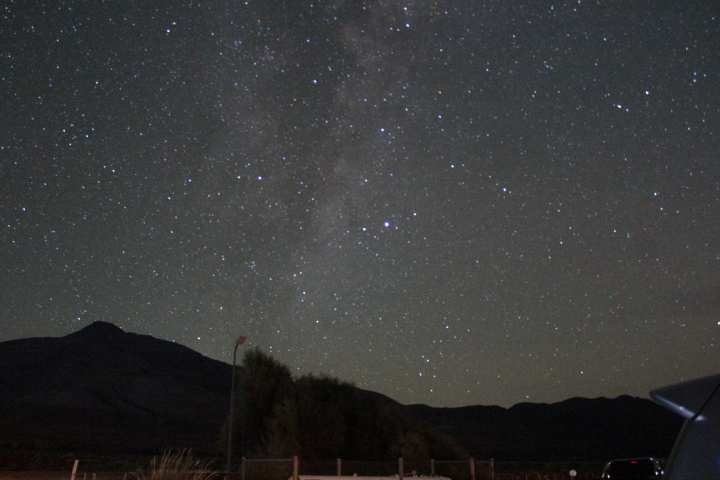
[0, 457, 606, 480]
[492, 461, 605, 480]
[232, 457, 604, 480]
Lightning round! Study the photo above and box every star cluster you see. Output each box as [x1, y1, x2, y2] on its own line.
[1, 0, 719, 407]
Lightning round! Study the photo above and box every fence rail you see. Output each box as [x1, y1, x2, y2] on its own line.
[232, 457, 603, 480]
[0, 457, 605, 480]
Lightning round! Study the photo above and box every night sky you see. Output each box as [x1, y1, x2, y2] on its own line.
[2, 1, 719, 408]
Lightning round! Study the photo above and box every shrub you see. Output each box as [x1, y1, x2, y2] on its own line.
[134, 449, 219, 480]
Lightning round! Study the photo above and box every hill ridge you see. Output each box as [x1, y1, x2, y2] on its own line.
[0, 322, 683, 461]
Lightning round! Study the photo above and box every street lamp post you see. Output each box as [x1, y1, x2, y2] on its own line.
[227, 335, 247, 478]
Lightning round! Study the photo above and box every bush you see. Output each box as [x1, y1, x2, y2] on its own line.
[134, 449, 219, 480]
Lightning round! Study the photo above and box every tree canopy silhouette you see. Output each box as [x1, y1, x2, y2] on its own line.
[223, 348, 467, 464]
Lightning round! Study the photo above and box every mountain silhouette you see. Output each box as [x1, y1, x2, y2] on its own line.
[407, 394, 683, 461]
[0, 321, 232, 458]
[0, 322, 683, 465]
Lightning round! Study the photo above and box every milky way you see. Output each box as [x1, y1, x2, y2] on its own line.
[2, 1, 719, 407]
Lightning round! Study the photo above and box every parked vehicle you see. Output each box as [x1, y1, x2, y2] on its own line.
[600, 458, 663, 479]
[650, 373, 720, 480]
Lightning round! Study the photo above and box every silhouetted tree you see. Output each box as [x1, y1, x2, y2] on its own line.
[294, 374, 352, 457]
[231, 347, 293, 456]
[224, 348, 467, 464]
[264, 396, 300, 457]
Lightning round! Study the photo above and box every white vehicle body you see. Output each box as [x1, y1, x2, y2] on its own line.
[292, 476, 452, 480]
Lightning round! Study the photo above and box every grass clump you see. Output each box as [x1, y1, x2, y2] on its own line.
[135, 449, 219, 480]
